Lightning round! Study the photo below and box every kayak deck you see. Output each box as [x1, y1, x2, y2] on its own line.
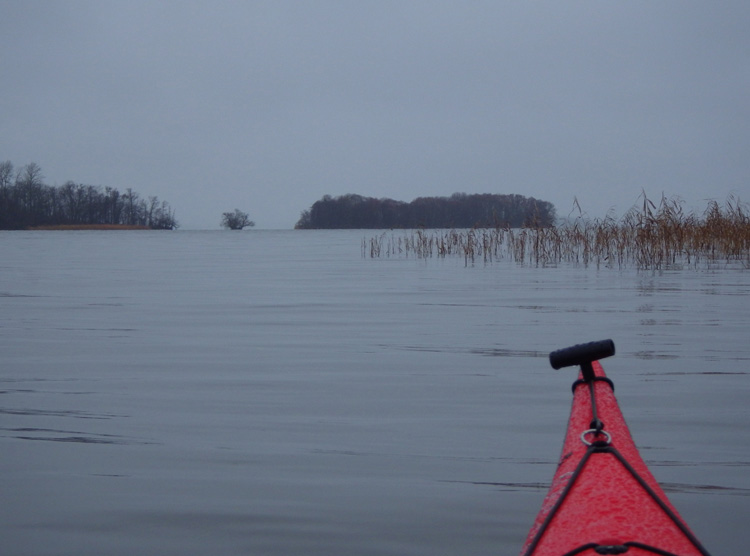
[520, 348, 711, 556]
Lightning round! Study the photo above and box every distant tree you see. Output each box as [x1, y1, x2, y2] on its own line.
[0, 161, 14, 224]
[296, 209, 312, 229]
[13, 162, 49, 227]
[149, 199, 179, 229]
[122, 188, 142, 226]
[17, 162, 45, 188]
[221, 209, 255, 230]
[0, 161, 14, 190]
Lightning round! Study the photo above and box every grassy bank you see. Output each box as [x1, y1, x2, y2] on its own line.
[364, 195, 750, 270]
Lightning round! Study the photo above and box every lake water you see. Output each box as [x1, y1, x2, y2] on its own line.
[2, 230, 749, 555]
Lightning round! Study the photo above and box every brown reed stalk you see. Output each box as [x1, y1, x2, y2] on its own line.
[363, 195, 750, 269]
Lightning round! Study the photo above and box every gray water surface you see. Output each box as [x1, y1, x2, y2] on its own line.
[2, 230, 749, 555]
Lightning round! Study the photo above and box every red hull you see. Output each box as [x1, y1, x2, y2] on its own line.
[520, 361, 710, 556]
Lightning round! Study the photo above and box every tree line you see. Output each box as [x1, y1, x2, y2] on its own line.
[0, 161, 178, 229]
[295, 192, 556, 229]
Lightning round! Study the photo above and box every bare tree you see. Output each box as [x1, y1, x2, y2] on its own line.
[13, 163, 49, 225]
[122, 188, 142, 225]
[0, 161, 13, 190]
[16, 162, 45, 188]
[221, 209, 255, 230]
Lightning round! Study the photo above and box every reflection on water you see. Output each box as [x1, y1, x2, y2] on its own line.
[1, 230, 749, 555]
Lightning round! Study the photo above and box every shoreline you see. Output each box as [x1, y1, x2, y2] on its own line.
[25, 224, 153, 231]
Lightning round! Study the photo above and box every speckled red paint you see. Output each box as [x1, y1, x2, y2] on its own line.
[520, 361, 710, 556]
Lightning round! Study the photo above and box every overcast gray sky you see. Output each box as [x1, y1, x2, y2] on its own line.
[2, 1, 748, 229]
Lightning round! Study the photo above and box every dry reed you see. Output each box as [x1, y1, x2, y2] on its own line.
[363, 194, 750, 269]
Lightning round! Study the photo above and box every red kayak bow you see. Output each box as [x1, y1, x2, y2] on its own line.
[520, 340, 712, 556]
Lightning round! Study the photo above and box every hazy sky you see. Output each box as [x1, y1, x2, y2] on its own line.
[2, 1, 749, 229]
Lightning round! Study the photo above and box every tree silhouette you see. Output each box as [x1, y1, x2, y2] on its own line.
[0, 160, 178, 229]
[221, 209, 255, 230]
[295, 193, 556, 229]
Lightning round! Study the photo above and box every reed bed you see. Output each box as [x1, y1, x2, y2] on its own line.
[363, 195, 750, 270]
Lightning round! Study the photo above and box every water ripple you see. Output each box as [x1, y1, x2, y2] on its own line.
[0, 407, 121, 419]
[1, 427, 152, 445]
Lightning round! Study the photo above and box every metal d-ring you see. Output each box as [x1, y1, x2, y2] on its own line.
[581, 428, 612, 446]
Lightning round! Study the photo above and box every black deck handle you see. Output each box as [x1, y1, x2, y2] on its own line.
[549, 339, 615, 370]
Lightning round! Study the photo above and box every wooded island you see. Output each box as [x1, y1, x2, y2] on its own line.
[0, 161, 178, 230]
[295, 193, 556, 229]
